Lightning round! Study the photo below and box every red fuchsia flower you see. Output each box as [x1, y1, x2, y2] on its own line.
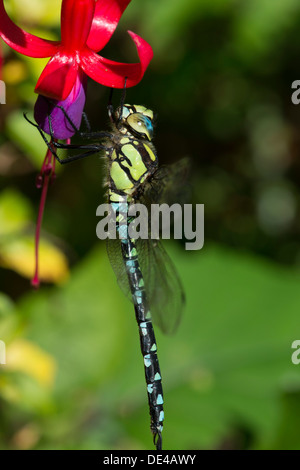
[0, 0, 153, 288]
[0, 0, 153, 138]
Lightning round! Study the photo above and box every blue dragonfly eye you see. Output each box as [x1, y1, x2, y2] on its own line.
[144, 116, 153, 132]
[127, 113, 154, 140]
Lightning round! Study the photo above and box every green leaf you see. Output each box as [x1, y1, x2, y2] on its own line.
[5, 111, 50, 169]
[0, 188, 33, 237]
[13, 243, 300, 449]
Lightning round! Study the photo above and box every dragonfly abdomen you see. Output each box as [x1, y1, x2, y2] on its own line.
[120, 235, 164, 449]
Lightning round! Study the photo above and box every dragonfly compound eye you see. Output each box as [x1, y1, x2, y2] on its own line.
[126, 113, 153, 141]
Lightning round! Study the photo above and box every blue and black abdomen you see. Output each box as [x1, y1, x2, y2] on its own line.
[120, 234, 164, 448]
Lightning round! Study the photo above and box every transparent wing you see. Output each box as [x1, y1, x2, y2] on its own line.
[137, 238, 185, 334]
[141, 157, 191, 209]
[106, 237, 131, 301]
[106, 237, 184, 335]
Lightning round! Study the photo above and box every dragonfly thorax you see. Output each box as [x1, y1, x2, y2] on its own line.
[108, 104, 158, 200]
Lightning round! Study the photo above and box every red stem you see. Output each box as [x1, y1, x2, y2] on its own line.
[31, 147, 55, 288]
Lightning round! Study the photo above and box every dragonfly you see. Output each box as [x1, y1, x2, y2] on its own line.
[25, 97, 187, 450]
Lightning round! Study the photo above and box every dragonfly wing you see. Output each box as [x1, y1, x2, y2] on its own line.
[106, 238, 132, 300]
[142, 157, 191, 208]
[107, 237, 184, 335]
[136, 238, 185, 335]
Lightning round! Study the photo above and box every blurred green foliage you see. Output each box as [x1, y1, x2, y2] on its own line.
[1, 0, 300, 450]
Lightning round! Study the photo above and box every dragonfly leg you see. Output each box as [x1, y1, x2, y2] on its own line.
[24, 113, 106, 165]
[48, 106, 112, 141]
[107, 77, 127, 126]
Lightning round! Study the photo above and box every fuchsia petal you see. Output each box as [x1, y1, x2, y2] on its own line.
[80, 31, 153, 88]
[61, 0, 95, 52]
[34, 72, 87, 140]
[87, 0, 131, 52]
[35, 52, 79, 100]
[0, 0, 59, 57]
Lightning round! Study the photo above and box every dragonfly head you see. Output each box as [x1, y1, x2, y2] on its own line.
[115, 104, 154, 141]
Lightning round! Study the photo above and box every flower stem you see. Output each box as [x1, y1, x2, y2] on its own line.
[31, 146, 56, 288]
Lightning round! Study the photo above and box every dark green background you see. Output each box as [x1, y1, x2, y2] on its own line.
[1, 0, 300, 450]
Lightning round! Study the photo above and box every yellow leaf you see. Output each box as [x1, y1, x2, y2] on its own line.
[3, 60, 28, 85]
[6, 338, 56, 388]
[9, 0, 62, 26]
[0, 236, 70, 284]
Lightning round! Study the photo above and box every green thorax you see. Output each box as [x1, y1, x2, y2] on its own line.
[106, 105, 158, 202]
